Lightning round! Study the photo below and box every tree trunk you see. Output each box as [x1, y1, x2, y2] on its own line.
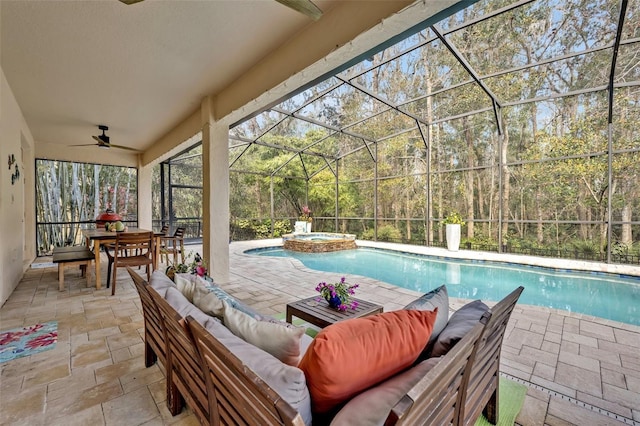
[621, 204, 632, 246]
[464, 116, 475, 239]
[94, 165, 101, 219]
[501, 121, 510, 244]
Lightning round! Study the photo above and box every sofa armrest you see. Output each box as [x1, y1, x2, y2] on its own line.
[386, 319, 487, 425]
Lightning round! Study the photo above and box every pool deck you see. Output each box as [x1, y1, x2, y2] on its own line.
[1, 239, 639, 425]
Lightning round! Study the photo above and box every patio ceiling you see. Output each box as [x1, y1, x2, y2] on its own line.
[229, 0, 640, 178]
[4, 0, 449, 164]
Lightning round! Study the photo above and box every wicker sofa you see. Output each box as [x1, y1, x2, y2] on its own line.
[127, 267, 522, 426]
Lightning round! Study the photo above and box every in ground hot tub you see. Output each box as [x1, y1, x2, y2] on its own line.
[282, 232, 357, 253]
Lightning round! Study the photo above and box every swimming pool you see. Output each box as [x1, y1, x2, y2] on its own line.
[249, 247, 640, 326]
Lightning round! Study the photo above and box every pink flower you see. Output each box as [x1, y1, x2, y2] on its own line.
[195, 265, 207, 277]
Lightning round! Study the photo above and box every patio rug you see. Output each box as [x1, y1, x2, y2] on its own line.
[0, 321, 58, 364]
[475, 377, 528, 426]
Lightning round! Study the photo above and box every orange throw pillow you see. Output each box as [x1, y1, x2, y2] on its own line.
[298, 309, 438, 414]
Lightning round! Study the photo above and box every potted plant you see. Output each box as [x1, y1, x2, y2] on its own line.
[442, 212, 465, 251]
[165, 251, 208, 281]
[315, 277, 359, 311]
[295, 205, 313, 233]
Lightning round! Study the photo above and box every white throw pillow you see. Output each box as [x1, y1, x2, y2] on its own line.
[174, 273, 203, 303]
[193, 284, 225, 318]
[222, 300, 305, 366]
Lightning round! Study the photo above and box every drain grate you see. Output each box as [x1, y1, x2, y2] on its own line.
[500, 373, 639, 426]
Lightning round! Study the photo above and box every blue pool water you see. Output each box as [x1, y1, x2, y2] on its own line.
[249, 247, 640, 325]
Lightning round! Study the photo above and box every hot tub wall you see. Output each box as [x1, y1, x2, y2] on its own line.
[283, 239, 357, 253]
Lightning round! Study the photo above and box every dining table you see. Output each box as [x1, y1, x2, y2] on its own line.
[82, 227, 165, 289]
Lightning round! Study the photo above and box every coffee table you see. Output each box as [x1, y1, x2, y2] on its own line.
[286, 296, 383, 329]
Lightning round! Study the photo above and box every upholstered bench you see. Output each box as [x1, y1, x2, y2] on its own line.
[52, 246, 93, 291]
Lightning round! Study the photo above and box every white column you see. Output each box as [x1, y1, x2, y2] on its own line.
[202, 97, 230, 283]
[137, 158, 153, 230]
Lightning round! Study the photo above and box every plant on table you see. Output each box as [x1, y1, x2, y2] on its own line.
[315, 277, 359, 311]
[166, 251, 207, 280]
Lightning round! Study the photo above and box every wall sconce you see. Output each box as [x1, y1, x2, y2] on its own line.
[8, 154, 20, 185]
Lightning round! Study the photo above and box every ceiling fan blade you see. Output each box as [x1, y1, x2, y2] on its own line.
[92, 135, 102, 143]
[118, 0, 145, 5]
[110, 144, 141, 152]
[274, 0, 322, 21]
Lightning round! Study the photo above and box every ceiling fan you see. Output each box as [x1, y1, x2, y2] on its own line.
[74, 125, 139, 151]
[118, 0, 323, 21]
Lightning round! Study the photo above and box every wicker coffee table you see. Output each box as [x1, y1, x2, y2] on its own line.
[286, 296, 383, 329]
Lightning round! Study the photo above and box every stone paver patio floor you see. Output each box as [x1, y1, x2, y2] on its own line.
[1, 239, 638, 425]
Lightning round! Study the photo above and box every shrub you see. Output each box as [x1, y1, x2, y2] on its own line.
[377, 225, 402, 242]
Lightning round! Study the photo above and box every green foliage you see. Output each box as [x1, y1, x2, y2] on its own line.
[376, 225, 403, 242]
[231, 219, 291, 240]
[442, 212, 466, 226]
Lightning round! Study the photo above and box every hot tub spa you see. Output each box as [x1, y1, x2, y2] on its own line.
[282, 232, 357, 253]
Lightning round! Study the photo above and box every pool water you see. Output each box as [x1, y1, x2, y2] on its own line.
[250, 247, 640, 326]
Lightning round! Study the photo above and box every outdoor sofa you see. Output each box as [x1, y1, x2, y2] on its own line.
[127, 267, 523, 425]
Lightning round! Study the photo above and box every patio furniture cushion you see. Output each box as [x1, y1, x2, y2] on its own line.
[149, 270, 176, 297]
[299, 309, 438, 414]
[430, 299, 489, 358]
[192, 283, 226, 318]
[165, 286, 213, 326]
[330, 356, 442, 426]
[403, 284, 449, 346]
[222, 300, 306, 366]
[175, 273, 204, 302]
[191, 277, 261, 319]
[204, 317, 313, 426]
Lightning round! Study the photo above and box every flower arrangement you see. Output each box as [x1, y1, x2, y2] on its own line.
[166, 251, 207, 279]
[442, 211, 466, 226]
[315, 277, 359, 311]
[299, 205, 312, 222]
[190, 253, 208, 277]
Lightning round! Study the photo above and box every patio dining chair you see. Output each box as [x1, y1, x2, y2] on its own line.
[108, 231, 154, 295]
[160, 227, 185, 266]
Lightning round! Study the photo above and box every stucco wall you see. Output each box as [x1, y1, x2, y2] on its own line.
[0, 67, 35, 306]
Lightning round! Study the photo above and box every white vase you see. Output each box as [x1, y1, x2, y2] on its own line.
[446, 224, 461, 251]
[294, 221, 307, 234]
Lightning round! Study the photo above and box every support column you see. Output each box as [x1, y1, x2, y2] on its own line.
[202, 97, 230, 283]
[137, 158, 153, 230]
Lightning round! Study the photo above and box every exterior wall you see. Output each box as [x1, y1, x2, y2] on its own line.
[0, 67, 35, 306]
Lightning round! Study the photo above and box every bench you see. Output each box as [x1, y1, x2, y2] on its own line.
[52, 246, 94, 291]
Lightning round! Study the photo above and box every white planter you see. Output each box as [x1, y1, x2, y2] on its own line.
[294, 221, 308, 234]
[445, 224, 461, 251]
[305, 221, 312, 233]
